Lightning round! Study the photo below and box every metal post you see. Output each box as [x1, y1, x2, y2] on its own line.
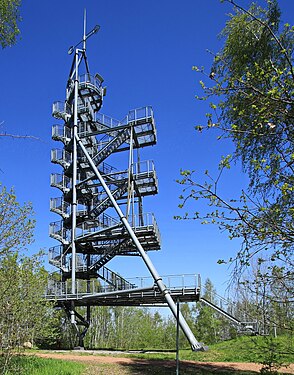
[176, 298, 180, 375]
[70, 50, 79, 323]
[76, 135, 203, 351]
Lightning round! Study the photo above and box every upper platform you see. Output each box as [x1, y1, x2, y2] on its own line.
[52, 106, 157, 152]
[52, 74, 104, 121]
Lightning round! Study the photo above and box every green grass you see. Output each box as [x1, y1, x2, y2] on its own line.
[1, 355, 86, 375]
[122, 335, 294, 365]
[14, 335, 292, 374]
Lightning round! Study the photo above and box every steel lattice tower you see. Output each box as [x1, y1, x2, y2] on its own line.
[48, 18, 204, 350]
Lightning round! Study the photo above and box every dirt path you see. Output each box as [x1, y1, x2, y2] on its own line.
[35, 352, 294, 374]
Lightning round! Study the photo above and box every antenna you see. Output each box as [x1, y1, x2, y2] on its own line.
[83, 9, 86, 51]
[68, 11, 100, 55]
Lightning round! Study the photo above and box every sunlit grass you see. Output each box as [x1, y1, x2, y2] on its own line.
[122, 335, 294, 365]
[1, 355, 86, 375]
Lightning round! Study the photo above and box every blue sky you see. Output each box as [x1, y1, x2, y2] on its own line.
[1, 0, 293, 295]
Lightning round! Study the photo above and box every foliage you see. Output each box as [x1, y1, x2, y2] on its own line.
[175, 2, 294, 369]
[0, 0, 21, 48]
[84, 306, 178, 350]
[35, 308, 73, 350]
[193, 279, 225, 345]
[0, 186, 57, 374]
[0, 185, 35, 258]
[252, 336, 288, 374]
[177, 0, 293, 333]
[0, 253, 53, 373]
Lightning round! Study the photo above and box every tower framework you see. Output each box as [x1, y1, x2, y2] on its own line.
[47, 20, 203, 350]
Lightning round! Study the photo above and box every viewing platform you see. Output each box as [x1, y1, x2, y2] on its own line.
[45, 273, 201, 307]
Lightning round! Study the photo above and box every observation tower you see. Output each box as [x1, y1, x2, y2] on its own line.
[46, 18, 204, 350]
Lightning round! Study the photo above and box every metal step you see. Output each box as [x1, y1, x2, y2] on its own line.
[97, 266, 136, 290]
[92, 127, 130, 164]
[89, 239, 130, 271]
[90, 184, 128, 218]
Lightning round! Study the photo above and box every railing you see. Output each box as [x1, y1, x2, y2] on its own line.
[45, 273, 201, 299]
[52, 101, 71, 118]
[95, 113, 121, 128]
[48, 245, 68, 271]
[76, 107, 155, 142]
[78, 144, 99, 163]
[76, 212, 159, 240]
[97, 160, 155, 183]
[52, 124, 71, 141]
[130, 212, 158, 231]
[132, 160, 155, 177]
[50, 197, 70, 217]
[127, 274, 201, 290]
[100, 162, 117, 175]
[49, 245, 62, 261]
[98, 266, 136, 290]
[201, 290, 246, 319]
[51, 149, 72, 167]
[50, 173, 71, 192]
[200, 291, 260, 332]
[49, 221, 71, 243]
[79, 73, 103, 89]
[76, 213, 120, 238]
[93, 106, 154, 129]
[127, 106, 153, 123]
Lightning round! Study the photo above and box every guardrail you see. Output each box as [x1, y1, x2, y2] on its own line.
[52, 124, 71, 140]
[76, 212, 159, 239]
[45, 273, 201, 299]
[79, 73, 103, 89]
[50, 173, 71, 192]
[51, 149, 72, 167]
[52, 101, 71, 118]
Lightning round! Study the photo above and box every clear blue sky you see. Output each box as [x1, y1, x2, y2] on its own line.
[1, 0, 293, 295]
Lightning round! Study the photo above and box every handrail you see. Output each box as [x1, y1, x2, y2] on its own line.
[76, 212, 159, 239]
[52, 101, 71, 117]
[93, 106, 154, 130]
[50, 173, 71, 191]
[45, 273, 200, 298]
[52, 124, 72, 140]
[51, 149, 72, 165]
[79, 73, 103, 89]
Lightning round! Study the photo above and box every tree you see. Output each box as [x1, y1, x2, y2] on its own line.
[178, 0, 293, 299]
[0, 186, 54, 373]
[0, 0, 21, 48]
[177, 0, 293, 369]
[0, 185, 35, 259]
[194, 279, 224, 344]
[0, 252, 53, 373]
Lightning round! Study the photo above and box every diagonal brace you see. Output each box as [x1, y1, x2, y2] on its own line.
[76, 133, 204, 351]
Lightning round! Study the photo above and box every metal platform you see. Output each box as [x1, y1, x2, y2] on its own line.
[45, 274, 201, 307]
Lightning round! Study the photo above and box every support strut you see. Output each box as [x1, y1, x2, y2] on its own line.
[76, 134, 203, 351]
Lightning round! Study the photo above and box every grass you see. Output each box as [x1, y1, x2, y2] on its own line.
[1, 355, 86, 375]
[120, 335, 294, 364]
[12, 335, 292, 374]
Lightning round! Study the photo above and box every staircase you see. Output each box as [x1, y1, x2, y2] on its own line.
[97, 265, 136, 290]
[92, 128, 131, 164]
[90, 184, 129, 218]
[89, 239, 130, 271]
[200, 295, 259, 334]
